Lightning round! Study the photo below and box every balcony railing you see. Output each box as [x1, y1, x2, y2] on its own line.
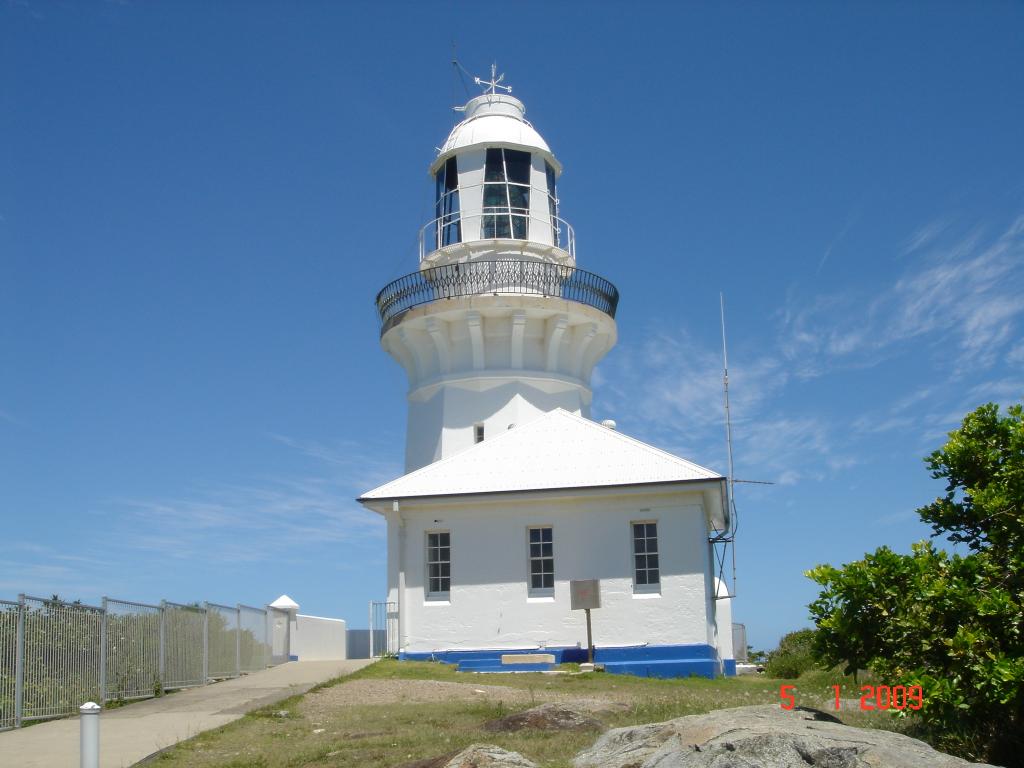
[419, 210, 576, 261]
[376, 259, 619, 335]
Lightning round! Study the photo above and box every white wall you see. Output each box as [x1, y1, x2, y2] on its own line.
[270, 610, 291, 663]
[406, 377, 588, 471]
[292, 614, 347, 661]
[713, 577, 734, 661]
[387, 488, 713, 653]
[387, 295, 617, 472]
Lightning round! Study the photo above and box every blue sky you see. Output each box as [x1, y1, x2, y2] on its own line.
[2, 1, 1022, 649]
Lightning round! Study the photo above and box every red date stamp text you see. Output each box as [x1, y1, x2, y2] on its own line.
[779, 684, 923, 711]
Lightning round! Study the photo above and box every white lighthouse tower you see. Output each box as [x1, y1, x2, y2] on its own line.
[361, 72, 736, 678]
[375, 69, 618, 471]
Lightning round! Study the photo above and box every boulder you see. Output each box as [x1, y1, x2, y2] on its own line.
[443, 744, 539, 768]
[484, 703, 604, 733]
[395, 753, 459, 768]
[572, 704, 996, 768]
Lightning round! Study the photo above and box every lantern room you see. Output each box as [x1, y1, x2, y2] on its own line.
[422, 92, 571, 266]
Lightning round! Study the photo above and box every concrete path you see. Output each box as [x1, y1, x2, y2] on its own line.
[0, 659, 374, 768]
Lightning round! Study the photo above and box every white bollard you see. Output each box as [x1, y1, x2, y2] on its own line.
[79, 701, 101, 768]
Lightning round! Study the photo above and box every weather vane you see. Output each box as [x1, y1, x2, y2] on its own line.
[474, 63, 512, 95]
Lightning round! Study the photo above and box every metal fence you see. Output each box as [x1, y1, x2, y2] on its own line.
[368, 601, 398, 658]
[732, 623, 748, 662]
[1, 600, 21, 730]
[0, 593, 280, 731]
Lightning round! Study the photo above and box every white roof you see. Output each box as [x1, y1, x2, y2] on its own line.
[360, 409, 723, 502]
[433, 93, 557, 174]
[269, 594, 299, 610]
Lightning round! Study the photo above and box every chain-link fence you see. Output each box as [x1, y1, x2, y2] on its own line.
[0, 593, 276, 731]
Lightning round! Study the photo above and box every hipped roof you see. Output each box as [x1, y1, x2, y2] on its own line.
[359, 409, 723, 504]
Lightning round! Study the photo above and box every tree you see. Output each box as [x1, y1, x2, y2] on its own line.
[764, 628, 819, 678]
[807, 402, 1024, 765]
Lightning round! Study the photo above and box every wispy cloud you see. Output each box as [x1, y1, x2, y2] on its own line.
[0, 555, 107, 599]
[2, 436, 400, 600]
[782, 215, 1024, 375]
[269, 434, 399, 492]
[595, 213, 1024, 493]
[902, 216, 951, 256]
[1007, 341, 1024, 367]
[110, 445, 398, 565]
[597, 329, 788, 465]
[817, 211, 859, 275]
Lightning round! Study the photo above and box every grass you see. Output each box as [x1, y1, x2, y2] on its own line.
[149, 660, 916, 768]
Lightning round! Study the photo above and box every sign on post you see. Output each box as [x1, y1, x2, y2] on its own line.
[570, 580, 600, 664]
[570, 579, 600, 610]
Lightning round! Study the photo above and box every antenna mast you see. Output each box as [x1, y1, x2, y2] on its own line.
[710, 292, 738, 600]
[721, 293, 736, 523]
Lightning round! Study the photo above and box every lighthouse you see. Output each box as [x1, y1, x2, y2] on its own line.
[374, 69, 618, 471]
[360, 72, 736, 677]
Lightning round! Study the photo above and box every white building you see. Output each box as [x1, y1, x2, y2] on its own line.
[359, 74, 736, 677]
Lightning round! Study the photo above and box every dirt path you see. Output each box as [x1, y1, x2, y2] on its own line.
[300, 677, 631, 720]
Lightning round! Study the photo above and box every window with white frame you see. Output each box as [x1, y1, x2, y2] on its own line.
[426, 531, 450, 597]
[527, 526, 554, 594]
[632, 521, 660, 590]
[482, 147, 531, 240]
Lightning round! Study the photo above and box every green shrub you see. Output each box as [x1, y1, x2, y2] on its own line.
[807, 402, 1024, 765]
[764, 628, 819, 678]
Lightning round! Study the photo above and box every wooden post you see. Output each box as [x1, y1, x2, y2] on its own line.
[585, 608, 593, 664]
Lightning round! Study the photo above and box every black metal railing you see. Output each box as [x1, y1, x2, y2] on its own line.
[376, 259, 619, 334]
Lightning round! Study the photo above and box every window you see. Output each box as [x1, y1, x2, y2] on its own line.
[434, 156, 461, 248]
[482, 148, 531, 240]
[528, 526, 554, 594]
[545, 160, 559, 247]
[632, 522, 659, 590]
[474, 423, 485, 443]
[426, 531, 450, 597]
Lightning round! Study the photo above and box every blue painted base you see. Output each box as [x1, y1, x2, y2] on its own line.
[399, 644, 736, 678]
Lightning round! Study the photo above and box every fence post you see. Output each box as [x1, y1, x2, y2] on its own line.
[368, 602, 374, 659]
[263, 605, 271, 668]
[79, 702, 101, 768]
[99, 597, 107, 705]
[158, 601, 166, 687]
[235, 605, 241, 677]
[202, 603, 209, 684]
[14, 594, 25, 728]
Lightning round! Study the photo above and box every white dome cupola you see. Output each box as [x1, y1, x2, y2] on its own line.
[376, 69, 619, 472]
[424, 70, 566, 267]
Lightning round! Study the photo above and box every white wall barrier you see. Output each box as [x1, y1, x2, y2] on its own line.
[292, 615, 347, 661]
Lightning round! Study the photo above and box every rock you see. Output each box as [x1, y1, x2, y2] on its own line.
[393, 752, 459, 768]
[572, 704, 997, 768]
[483, 703, 603, 733]
[443, 744, 539, 767]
